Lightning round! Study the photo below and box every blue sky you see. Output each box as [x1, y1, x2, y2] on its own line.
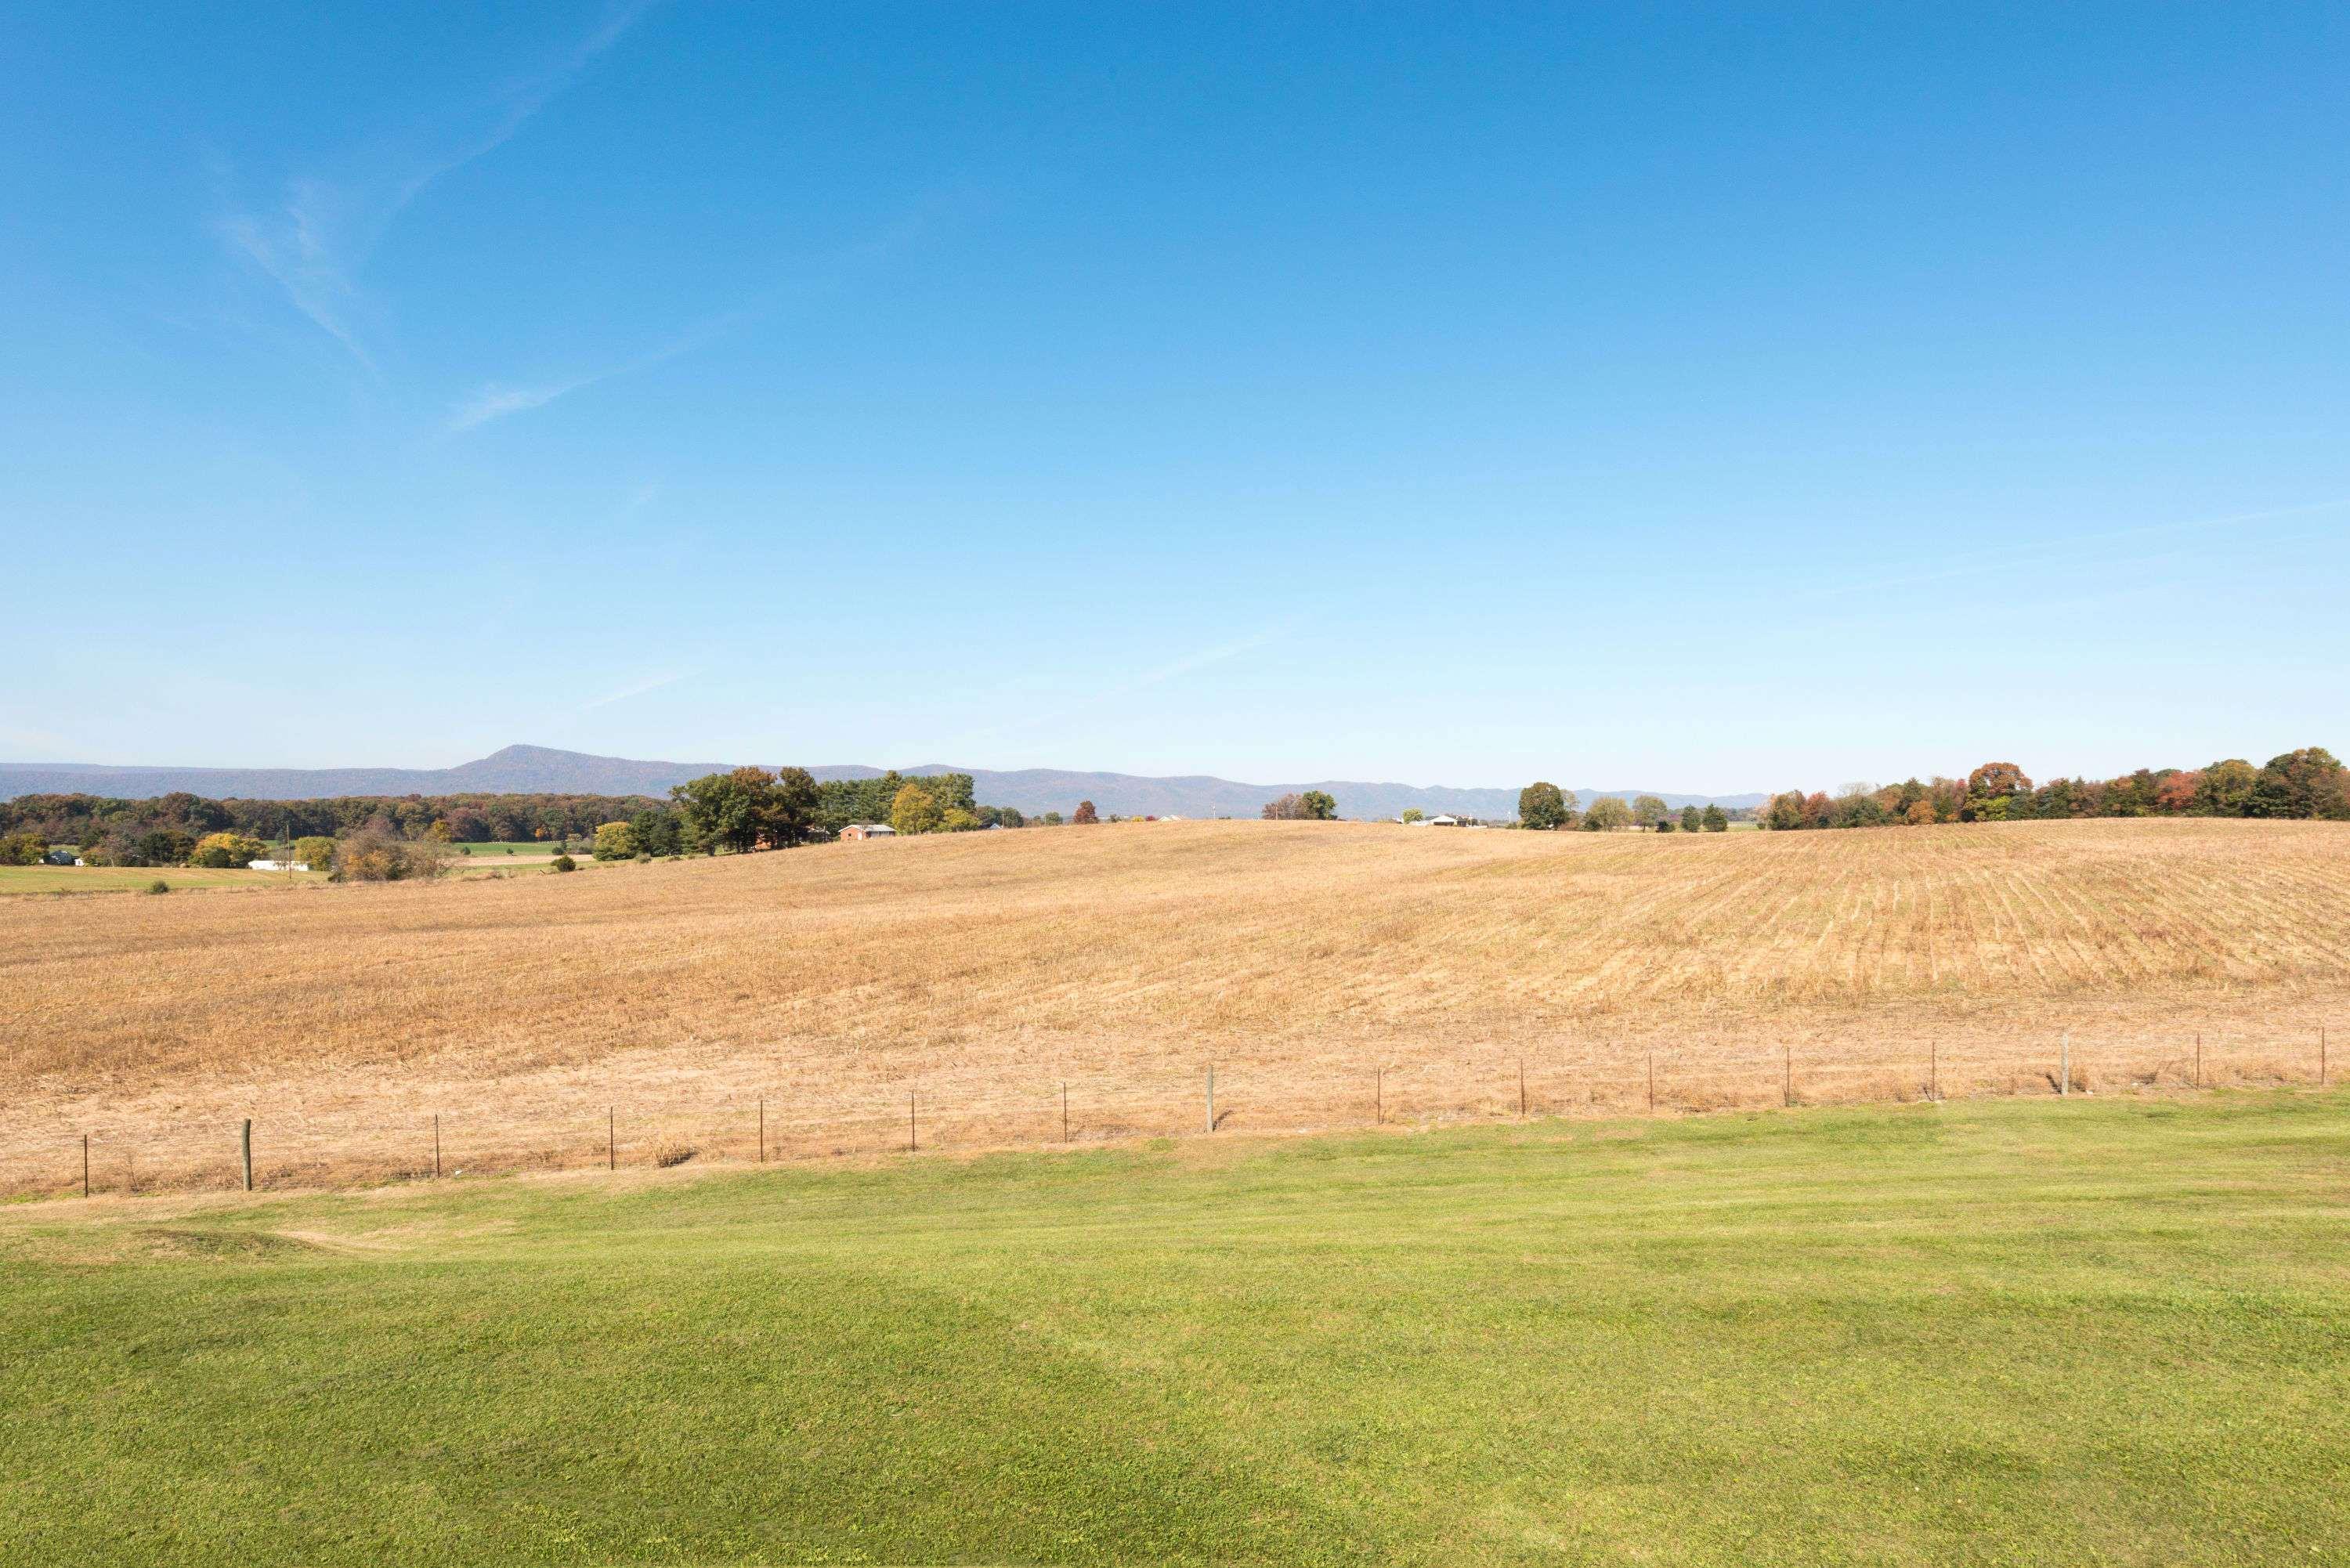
[3, 3, 2345, 793]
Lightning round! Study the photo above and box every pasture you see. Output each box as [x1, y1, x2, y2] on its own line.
[3, 1092, 2345, 1565]
[0, 863, 327, 897]
[3, 817, 2347, 1192]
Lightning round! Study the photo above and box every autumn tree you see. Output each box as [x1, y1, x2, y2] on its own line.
[188, 832, 269, 869]
[293, 835, 336, 869]
[1262, 793, 1305, 820]
[1072, 800, 1098, 824]
[593, 822, 636, 859]
[1963, 761, 2033, 821]
[891, 782, 945, 835]
[1299, 790, 1338, 820]
[1518, 782, 1570, 831]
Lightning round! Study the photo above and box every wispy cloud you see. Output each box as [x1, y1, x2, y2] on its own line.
[446, 377, 595, 432]
[582, 670, 686, 711]
[215, 2, 656, 369]
[440, 197, 972, 434]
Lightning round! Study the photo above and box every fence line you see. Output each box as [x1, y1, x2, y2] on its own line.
[9, 1026, 2336, 1198]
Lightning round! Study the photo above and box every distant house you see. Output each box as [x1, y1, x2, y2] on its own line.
[839, 823, 896, 841]
[42, 848, 83, 866]
[246, 860, 310, 872]
[1423, 814, 1460, 828]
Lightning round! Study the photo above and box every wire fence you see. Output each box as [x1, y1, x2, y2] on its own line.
[11, 1025, 2335, 1200]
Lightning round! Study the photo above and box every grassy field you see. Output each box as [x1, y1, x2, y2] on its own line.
[3, 817, 2346, 1190]
[3, 1091, 2345, 1566]
[0, 863, 328, 896]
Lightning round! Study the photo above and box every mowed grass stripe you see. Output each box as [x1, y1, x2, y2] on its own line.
[3, 1092, 2347, 1566]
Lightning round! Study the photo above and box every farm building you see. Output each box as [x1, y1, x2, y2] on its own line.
[839, 824, 896, 841]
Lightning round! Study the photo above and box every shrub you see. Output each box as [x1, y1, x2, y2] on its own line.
[551, 854, 577, 873]
[652, 1140, 696, 1169]
[145, 880, 169, 895]
[331, 823, 451, 882]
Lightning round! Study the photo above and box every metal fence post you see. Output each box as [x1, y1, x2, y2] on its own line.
[82, 1133, 90, 1198]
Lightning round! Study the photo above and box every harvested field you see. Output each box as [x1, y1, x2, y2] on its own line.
[3, 817, 2346, 1193]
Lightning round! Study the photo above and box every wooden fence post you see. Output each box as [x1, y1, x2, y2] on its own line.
[909, 1090, 917, 1153]
[1375, 1065, 1382, 1125]
[1647, 1051, 1656, 1114]
[82, 1133, 90, 1199]
[240, 1118, 253, 1192]
[1206, 1065, 1216, 1133]
[608, 1107, 616, 1170]
[1518, 1058, 1527, 1118]
[1930, 1040, 1939, 1101]
[2195, 1033, 2201, 1089]
[757, 1096, 765, 1164]
[2323, 1028, 2329, 1088]
[2059, 1031, 2070, 1097]
[433, 1114, 442, 1179]
[1783, 1046, 1792, 1107]
[1061, 1082, 1069, 1143]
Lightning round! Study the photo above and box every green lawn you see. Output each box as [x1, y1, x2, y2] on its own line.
[3, 1093, 2345, 1566]
[0, 864, 326, 895]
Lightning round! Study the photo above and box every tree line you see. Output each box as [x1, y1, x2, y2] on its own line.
[1759, 747, 2350, 830]
[1517, 783, 1730, 833]
[0, 790, 685, 868]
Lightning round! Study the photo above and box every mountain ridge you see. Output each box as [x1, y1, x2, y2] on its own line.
[0, 744, 1768, 818]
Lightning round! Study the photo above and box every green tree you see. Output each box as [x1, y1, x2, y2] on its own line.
[1763, 792, 1807, 831]
[2249, 748, 2350, 819]
[1631, 795, 1668, 829]
[1400, 808, 1425, 824]
[1701, 804, 1729, 832]
[1583, 797, 1632, 831]
[593, 822, 637, 860]
[940, 806, 982, 832]
[1679, 805, 1701, 833]
[671, 770, 757, 854]
[293, 835, 336, 869]
[1299, 790, 1337, 820]
[1517, 782, 1569, 831]
[2195, 758, 2258, 816]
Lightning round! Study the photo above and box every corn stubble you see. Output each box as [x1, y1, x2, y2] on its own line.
[5, 817, 2345, 1190]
